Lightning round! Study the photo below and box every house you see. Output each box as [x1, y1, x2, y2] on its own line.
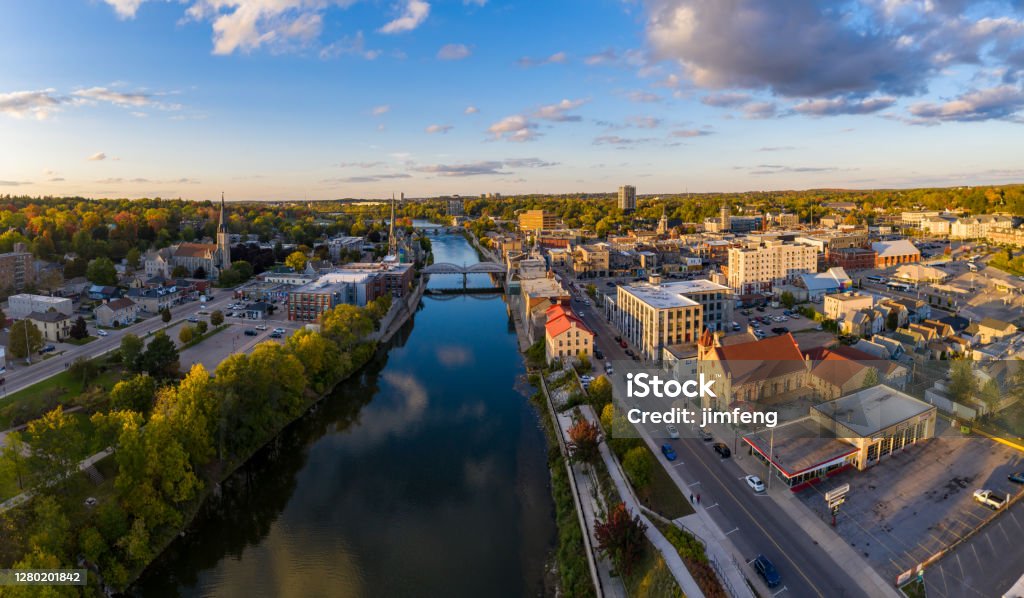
[697, 330, 809, 408]
[544, 304, 594, 363]
[971, 318, 1019, 344]
[798, 267, 853, 301]
[804, 345, 909, 400]
[871, 240, 921, 268]
[95, 298, 139, 327]
[126, 286, 181, 314]
[27, 311, 74, 342]
[242, 302, 271, 320]
[87, 285, 120, 302]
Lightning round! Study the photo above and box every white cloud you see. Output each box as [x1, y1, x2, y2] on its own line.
[518, 51, 567, 67]
[320, 31, 381, 60]
[487, 115, 537, 142]
[437, 43, 471, 60]
[909, 85, 1024, 122]
[183, 0, 335, 55]
[463, 0, 486, 5]
[379, 0, 430, 34]
[425, 124, 453, 134]
[88, 152, 108, 161]
[102, 0, 146, 19]
[73, 86, 151, 107]
[464, 105, 479, 115]
[0, 89, 63, 120]
[372, 104, 391, 116]
[627, 90, 662, 103]
[533, 98, 587, 121]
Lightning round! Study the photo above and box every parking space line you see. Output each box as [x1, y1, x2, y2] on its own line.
[1009, 511, 1023, 531]
[771, 586, 788, 597]
[971, 544, 983, 571]
[725, 527, 739, 536]
[688, 480, 701, 486]
[672, 461, 686, 467]
[704, 502, 719, 510]
[998, 522, 1011, 543]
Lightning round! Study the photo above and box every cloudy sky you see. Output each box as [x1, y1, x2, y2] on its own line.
[1, 0, 1024, 200]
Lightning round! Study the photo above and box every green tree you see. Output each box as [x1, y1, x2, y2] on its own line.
[109, 374, 157, 413]
[86, 257, 118, 286]
[152, 364, 217, 465]
[171, 265, 189, 278]
[68, 357, 99, 387]
[622, 446, 653, 493]
[178, 325, 194, 344]
[69, 316, 89, 340]
[948, 359, 978, 406]
[210, 310, 224, 326]
[125, 247, 141, 269]
[780, 291, 796, 309]
[141, 330, 179, 378]
[886, 310, 900, 331]
[0, 431, 29, 490]
[862, 366, 879, 388]
[981, 378, 1002, 415]
[194, 320, 208, 335]
[119, 333, 144, 372]
[26, 406, 86, 484]
[9, 319, 44, 359]
[161, 307, 172, 323]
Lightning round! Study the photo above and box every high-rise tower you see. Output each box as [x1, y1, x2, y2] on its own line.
[719, 201, 731, 232]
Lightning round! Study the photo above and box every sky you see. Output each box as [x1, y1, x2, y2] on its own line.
[1, 0, 1024, 201]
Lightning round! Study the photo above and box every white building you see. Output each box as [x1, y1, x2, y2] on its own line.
[726, 239, 817, 294]
[951, 214, 1015, 239]
[8, 294, 73, 319]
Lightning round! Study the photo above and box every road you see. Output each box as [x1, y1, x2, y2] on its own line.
[568, 288, 871, 598]
[1, 291, 236, 398]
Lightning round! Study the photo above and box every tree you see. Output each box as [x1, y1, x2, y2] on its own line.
[780, 291, 796, 309]
[0, 432, 29, 490]
[948, 359, 978, 406]
[622, 446, 653, 493]
[153, 364, 217, 466]
[285, 251, 309, 271]
[171, 265, 189, 278]
[69, 357, 99, 387]
[8, 320, 44, 359]
[120, 333, 144, 372]
[194, 320, 208, 335]
[109, 374, 157, 413]
[210, 310, 224, 326]
[141, 330, 179, 378]
[178, 325, 194, 344]
[862, 366, 879, 388]
[69, 316, 89, 340]
[588, 375, 613, 407]
[192, 266, 206, 279]
[567, 418, 602, 465]
[981, 378, 1002, 415]
[886, 310, 900, 331]
[86, 257, 118, 286]
[594, 502, 647, 577]
[26, 406, 86, 485]
[161, 306, 172, 323]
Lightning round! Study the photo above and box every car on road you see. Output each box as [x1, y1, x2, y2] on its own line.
[973, 489, 1007, 510]
[753, 555, 781, 588]
[270, 332, 282, 339]
[667, 425, 680, 439]
[244, 329, 258, 336]
[39, 344, 56, 354]
[97, 330, 108, 337]
[745, 475, 765, 493]
[660, 444, 677, 461]
[1009, 472, 1024, 484]
[619, 340, 628, 348]
[713, 442, 731, 458]
[255, 324, 267, 331]
[187, 316, 199, 323]
[594, 349, 604, 360]
[614, 335, 622, 342]
[699, 429, 713, 441]
[625, 348, 634, 357]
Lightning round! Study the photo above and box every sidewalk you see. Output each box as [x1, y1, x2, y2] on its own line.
[0, 448, 112, 514]
[699, 418, 900, 598]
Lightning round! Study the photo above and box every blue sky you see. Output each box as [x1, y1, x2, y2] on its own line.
[2, 0, 1024, 200]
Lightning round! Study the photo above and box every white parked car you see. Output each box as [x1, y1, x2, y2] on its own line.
[745, 475, 765, 493]
[667, 425, 680, 439]
[97, 330, 108, 337]
[255, 324, 267, 331]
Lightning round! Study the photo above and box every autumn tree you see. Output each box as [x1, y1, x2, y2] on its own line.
[285, 251, 309, 271]
[109, 374, 157, 413]
[588, 375, 613, 407]
[567, 418, 602, 465]
[594, 502, 647, 576]
[210, 310, 224, 326]
[26, 406, 86, 485]
[178, 325, 194, 344]
[622, 446, 653, 493]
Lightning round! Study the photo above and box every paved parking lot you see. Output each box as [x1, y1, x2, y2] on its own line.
[178, 311, 303, 373]
[795, 419, 1024, 584]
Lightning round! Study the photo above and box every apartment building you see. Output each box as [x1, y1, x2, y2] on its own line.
[544, 304, 593, 363]
[27, 311, 73, 342]
[572, 244, 610, 278]
[611, 278, 705, 361]
[726, 239, 817, 294]
[950, 214, 1016, 239]
[618, 185, 636, 213]
[8, 294, 73, 319]
[0, 244, 35, 292]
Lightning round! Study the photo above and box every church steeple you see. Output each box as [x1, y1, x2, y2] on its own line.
[219, 192, 227, 232]
[216, 192, 231, 274]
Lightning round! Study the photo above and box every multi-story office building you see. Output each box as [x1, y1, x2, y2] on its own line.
[517, 210, 560, 232]
[0, 243, 35, 292]
[618, 185, 636, 213]
[8, 294, 73, 319]
[446, 196, 464, 216]
[287, 272, 372, 321]
[610, 277, 709, 361]
[726, 239, 817, 294]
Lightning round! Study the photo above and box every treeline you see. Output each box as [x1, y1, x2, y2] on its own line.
[0, 300, 386, 594]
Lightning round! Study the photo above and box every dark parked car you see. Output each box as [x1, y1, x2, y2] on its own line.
[625, 349, 634, 357]
[771, 327, 786, 335]
[756, 306, 766, 312]
[661, 444, 677, 461]
[619, 340, 628, 348]
[244, 329, 258, 336]
[1009, 472, 1024, 484]
[753, 555, 781, 588]
[594, 349, 604, 360]
[699, 429, 713, 441]
[713, 442, 731, 458]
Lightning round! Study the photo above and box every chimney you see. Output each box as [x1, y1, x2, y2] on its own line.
[648, 273, 662, 286]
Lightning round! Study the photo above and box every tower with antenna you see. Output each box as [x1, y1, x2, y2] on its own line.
[388, 193, 398, 257]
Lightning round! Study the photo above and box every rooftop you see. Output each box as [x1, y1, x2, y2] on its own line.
[620, 279, 728, 309]
[812, 385, 935, 438]
[744, 417, 858, 477]
[871, 239, 920, 258]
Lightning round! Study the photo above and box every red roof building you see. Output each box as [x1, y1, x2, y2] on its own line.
[544, 304, 594, 364]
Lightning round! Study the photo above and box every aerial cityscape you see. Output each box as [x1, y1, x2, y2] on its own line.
[2, 1, 1024, 597]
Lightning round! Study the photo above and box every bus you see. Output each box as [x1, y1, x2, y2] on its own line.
[865, 275, 886, 284]
[967, 262, 978, 272]
[887, 281, 912, 292]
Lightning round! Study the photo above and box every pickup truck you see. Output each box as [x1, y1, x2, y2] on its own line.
[973, 489, 1008, 510]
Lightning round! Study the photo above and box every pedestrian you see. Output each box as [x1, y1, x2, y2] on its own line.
[690, 493, 695, 503]
[697, 493, 701, 504]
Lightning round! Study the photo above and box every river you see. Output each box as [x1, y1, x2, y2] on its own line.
[133, 233, 556, 597]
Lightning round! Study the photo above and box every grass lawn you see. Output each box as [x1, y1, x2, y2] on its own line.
[0, 368, 119, 429]
[181, 324, 230, 349]
[642, 451, 696, 519]
[0, 470, 20, 502]
[65, 336, 98, 346]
